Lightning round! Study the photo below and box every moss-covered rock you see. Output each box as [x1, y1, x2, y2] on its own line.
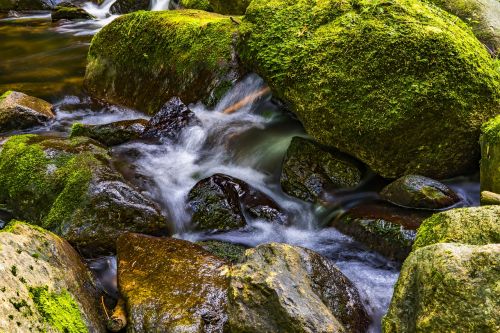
[117, 233, 229, 332]
[179, 0, 251, 15]
[427, 0, 500, 56]
[239, 0, 500, 179]
[383, 243, 500, 332]
[0, 221, 106, 332]
[188, 173, 287, 232]
[0, 0, 55, 11]
[0, 135, 168, 255]
[228, 243, 369, 333]
[281, 136, 363, 203]
[0, 91, 54, 133]
[109, 0, 149, 14]
[197, 240, 247, 263]
[84, 10, 243, 115]
[70, 118, 148, 146]
[380, 175, 460, 209]
[51, 4, 95, 21]
[331, 202, 429, 261]
[413, 205, 500, 250]
[480, 114, 500, 193]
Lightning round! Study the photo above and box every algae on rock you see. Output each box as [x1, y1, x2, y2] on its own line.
[239, 0, 500, 179]
[85, 10, 243, 115]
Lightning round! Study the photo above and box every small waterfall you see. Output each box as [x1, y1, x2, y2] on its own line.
[83, 0, 119, 19]
[150, 0, 170, 11]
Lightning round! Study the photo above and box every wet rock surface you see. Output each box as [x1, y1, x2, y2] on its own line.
[110, 0, 150, 14]
[380, 175, 460, 209]
[281, 136, 364, 203]
[0, 91, 54, 133]
[188, 173, 287, 232]
[197, 240, 247, 263]
[0, 221, 106, 332]
[0, 0, 56, 10]
[142, 97, 201, 142]
[117, 233, 230, 333]
[228, 243, 370, 333]
[51, 3, 95, 21]
[383, 243, 500, 332]
[70, 118, 148, 146]
[0, 135, 168, 255]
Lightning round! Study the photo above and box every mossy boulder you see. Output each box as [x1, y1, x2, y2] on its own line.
[110, 0, 149, 14]
[427, 0, 500, 56]
[331, 202, 429, 261]
[84, 10, 243, 115]
[239, 0, 500, 179]
[413, 205, 500, 250]
[188, 173, 287, 232]
[0, 221, 106, 332]
[0, 135, 168, 255]
[51, 4, 95, 21]
[0, 0, 55, 11]
[117, 233, 230, 332]
[179, 0, 251, 15]
[281, 136, 363, 203]
[0, 91, 54, 133]
[228, 243, 370, 333]
[197, 240, 247, 263]
[70, 118, 148, 146]
[383, 243, 500, 332]
[480, 114, 500, 193]
[380, 175, 460, 209]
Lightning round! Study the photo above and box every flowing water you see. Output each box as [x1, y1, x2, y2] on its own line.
[0, 8, 480, 332]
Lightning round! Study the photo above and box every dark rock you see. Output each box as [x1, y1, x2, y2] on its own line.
[228, 243, 370, 333]
[188, 173, 287, 232]
[331, 202, 430, 261]
[380, 175, 460, 209]
[110, 0, 149, 14]
[51, 4, 95, 21]
[197, 240, 247, 263]
[70, 118, 148, 146]
[142, 97, 201, 142]
[117, 234, 229, 332]
[0, 0, 56, 11]
[281, 136, 364, 203]
[0, 135, 168, 256]
[0, 91, 54, 133]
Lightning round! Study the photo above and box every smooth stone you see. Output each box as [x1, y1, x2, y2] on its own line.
[70, 118, 148, 146]
[0, 91, 54, 133]
[51, 3, 95, 21]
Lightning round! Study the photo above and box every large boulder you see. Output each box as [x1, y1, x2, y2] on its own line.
[427, 0, 500, 56]
[0, 91, 54, 133]
[188, 173, 287, 231]
[70, 118, 148, 146]
[480, 114, 500, 193]
[281, 136, 363, 203]
[0, 0, 56, 11]
[85, 10, 243, 115]
[239, 0, 500, 179]
[0, 221, 106, 332]
[380, 175, 460, 209]
[413, 205, 500, 249]
[228, 243, 370, 333]
[179, 0, 251, 15]
[117, 233, 230, 332]
[51, 3, 95, 21]
[0, 135, 168, 255]
[383, 243, 500, 332]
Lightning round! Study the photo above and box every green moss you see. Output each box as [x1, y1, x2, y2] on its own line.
[85, 10, 242, 114]
[180, 0, 212, 11]
[239, 0, 500, 179]
[197, 240, 246, 263]
[0, 90, 12, 100]
[29, 286, 87, 333]
[180, 0, 250, 14]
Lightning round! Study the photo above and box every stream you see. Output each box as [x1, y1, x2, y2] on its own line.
[0, 6, 481, 332]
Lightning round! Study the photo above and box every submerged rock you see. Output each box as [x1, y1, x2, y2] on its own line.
[188, 173, 287, 232]
[85, 10, 243, 115]
[427, 0, 500, 56]
[331, 202, 429, 261]
[51, 3, 95, 21]
[0, 221, 106, 332]
[117, 233, 229, 332]
[70, 118, 148, 146]
[0, 135, 168, 255]
[380, 175, 460, 209]
[281, 136, 363, 202]
[413, 205, 500, 249]
[383, 243, 500, 332]
[480, 115, 500, 193]
[0, 0, 56, 11]
[0, 91, 54, 133]
[179, 0, 251, 15]
[142, 97, 201, 142]
[228, 243, 370, 333]
[239, 0, 500, 179]
[110, 0, 149, 14]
